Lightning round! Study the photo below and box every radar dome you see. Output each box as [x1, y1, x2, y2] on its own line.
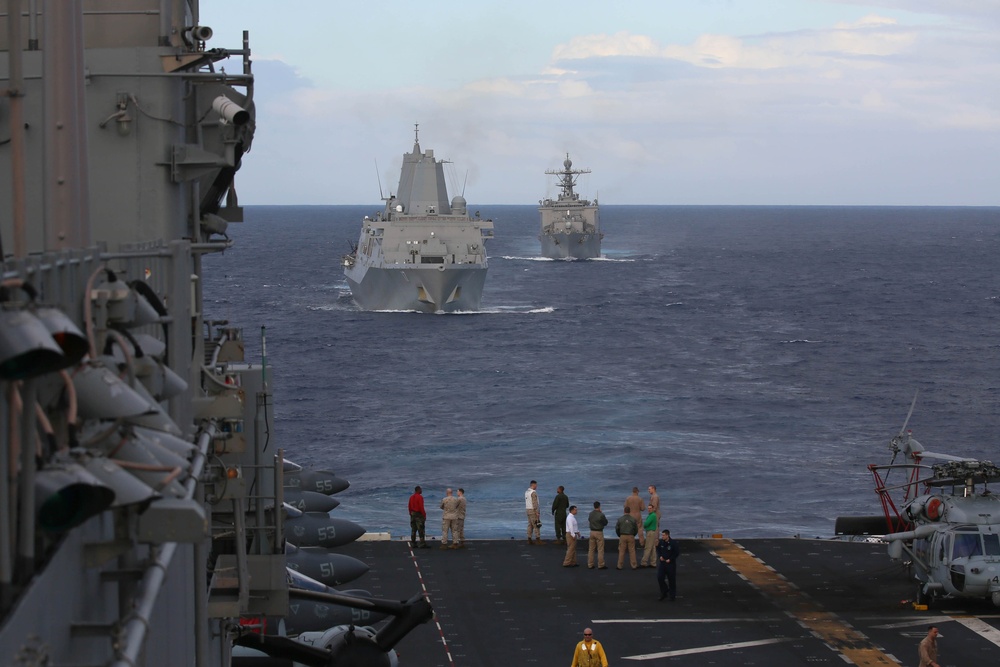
[451, 195, 467, 215]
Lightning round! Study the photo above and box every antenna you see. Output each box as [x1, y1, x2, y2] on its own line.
[375, 159, 384, 200]
[462, 171, 468, 197]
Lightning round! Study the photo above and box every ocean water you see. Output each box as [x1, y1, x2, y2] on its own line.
[202, 205, 1000, 540]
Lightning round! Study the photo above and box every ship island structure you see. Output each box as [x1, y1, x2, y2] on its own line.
[538, 154, 602, 260]
[343, 127, 494, 313]
[0, 2, 429, 666]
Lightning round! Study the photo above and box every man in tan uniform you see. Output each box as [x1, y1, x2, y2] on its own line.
[625, 487, 645, 515]
[918, 625, 940, 667]
[440, 488, 461, 549]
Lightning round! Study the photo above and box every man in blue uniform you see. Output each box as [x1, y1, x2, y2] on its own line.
[655, 529, 680, 601]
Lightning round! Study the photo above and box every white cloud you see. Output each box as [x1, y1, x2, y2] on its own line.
[550, 16, 916, 72]
[231, 6, 1000, 205]
[552, 32, 663, 60]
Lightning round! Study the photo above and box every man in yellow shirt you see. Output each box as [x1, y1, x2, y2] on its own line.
[571, 627, 608, 667]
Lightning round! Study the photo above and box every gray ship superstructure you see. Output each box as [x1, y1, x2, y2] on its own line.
[538, 154, 602, 259]
[0, 2, 427, 666]
[344, 128, 494, 313]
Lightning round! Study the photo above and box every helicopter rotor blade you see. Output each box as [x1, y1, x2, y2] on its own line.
[898, 390, 919, 437]
[915, 451, 976, 462]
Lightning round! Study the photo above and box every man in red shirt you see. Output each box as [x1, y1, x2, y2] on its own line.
[408, 486, 428, 548]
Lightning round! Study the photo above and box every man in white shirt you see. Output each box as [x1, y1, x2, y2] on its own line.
[562, 506, 581, 567]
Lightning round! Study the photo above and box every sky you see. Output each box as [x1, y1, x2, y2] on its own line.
[200, 1, 1000, 206]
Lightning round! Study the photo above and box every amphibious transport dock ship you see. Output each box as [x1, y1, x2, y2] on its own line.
[341, 536, 1000, 667]
[344, 127, 494, 313]
[539, 154, 602, 260]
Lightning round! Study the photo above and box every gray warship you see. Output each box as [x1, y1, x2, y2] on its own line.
[538, 154, 602, 259]
[0, 2, 427, 666]
[343, 127, 494, 313]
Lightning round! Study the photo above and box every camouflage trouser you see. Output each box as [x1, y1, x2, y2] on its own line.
[526, 509, 541, 539]
[456, 518, 465, 543]
[410, 512, 425, 544]
[442, 518, 459, 544]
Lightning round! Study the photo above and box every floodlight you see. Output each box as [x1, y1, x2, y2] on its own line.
[99, 433, 187, 498]
[133, 355, 188, 400]
[130, 333, 166, 358]
[0, 306, 67, 379]
[82, 456, 159, 509]
[97, 274, 160, 328]
[133, 426, 197, 458]
[35, 462, 115, 532]
[73, 362, 158, 419]
[212, 96, 249, 126]
[122, 379, 183, 435]
[182, 25, 213, 45]
[34, 306, 89, 366]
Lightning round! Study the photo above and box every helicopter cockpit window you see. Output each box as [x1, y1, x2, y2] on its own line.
[952, 532, 982, 559]
[984, 533, 1000, 557]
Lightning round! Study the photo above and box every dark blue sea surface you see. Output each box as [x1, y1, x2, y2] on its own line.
[202, 205, 1000, 539]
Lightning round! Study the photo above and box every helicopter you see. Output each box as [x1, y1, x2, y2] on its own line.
[836, 394, 1000, 607]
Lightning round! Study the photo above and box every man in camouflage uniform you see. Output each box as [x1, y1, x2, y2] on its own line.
[525, 480, 542, 544]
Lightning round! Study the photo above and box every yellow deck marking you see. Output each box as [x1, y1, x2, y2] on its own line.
[705, 538, 900, 666]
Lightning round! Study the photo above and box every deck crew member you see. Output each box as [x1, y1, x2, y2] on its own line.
[640, 508, 658, 567]
[625, 487, 646, 547]
[525, 480, 542, 544]
[552, 485, 570, 543]
[918, 625, 941, 667]
[647, 485, 660, 531]
[656, 529, 680, 601]
[625, 487, 645, 518]
[440, 488, 461, 549]
[456, 488, 467, 548]
[587, 501, 608, 569]
[562, 506, 581, 567]
[615, 506, 640, 569]
[570, 627, 608, 667]
[408, 486, 428, 548]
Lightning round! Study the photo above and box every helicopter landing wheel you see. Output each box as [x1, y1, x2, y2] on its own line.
[915, 583, 930, 606]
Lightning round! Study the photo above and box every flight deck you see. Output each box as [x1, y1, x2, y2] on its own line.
[339, 537, 1000, 667]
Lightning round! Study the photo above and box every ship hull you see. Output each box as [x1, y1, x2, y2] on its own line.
[345, 264, 487, 312]
[540, 231, 602, 260]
